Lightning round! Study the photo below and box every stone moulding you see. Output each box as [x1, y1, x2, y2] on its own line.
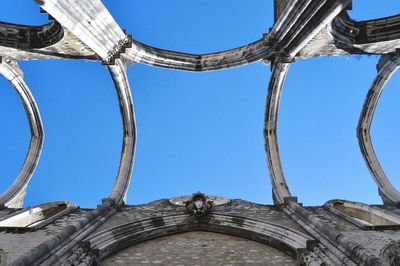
[0, 21, 63, 50]
[0, 59, 44, 208]
[268, 0, 352, 57]
[83, 213, 316, 263]
[107, 59, 136, 206]
[357, 52, 400, 206]
[264, 60, 292, 205]
[331, 11, 400, 54]
[124, 38, 274, 72]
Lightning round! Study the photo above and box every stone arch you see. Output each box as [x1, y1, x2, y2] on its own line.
[357, 53, 400, 205]
[264, 60, 293, 204]
[36, 0, 274, 71]
[106, 59, 136, 206]
[83, 213, 315, 264]
[0, 59, 44, 208]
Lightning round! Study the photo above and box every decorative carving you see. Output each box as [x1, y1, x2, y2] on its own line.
[381, 241, 400, 266]
[3, 58, 23, 77]
[65, 243, 99, 266]
[185, 192, 212, 217]
[102, 35, 132, 65]
[169, 195, 229, 206]
[300, 246, 330, 266]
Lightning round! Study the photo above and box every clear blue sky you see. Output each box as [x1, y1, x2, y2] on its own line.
[0, 1, 400, 208]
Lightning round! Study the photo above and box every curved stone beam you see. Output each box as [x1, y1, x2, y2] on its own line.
[0, 27, 98, 62]
[36, 0, 274, 71]
[331, 11, 400, 54]
[264, 60, 292, 204]
[0, 19, 97, 61]
[0, 59, 44, 208]
[0, 20, 64, 49]
[128, 0, 350, 72]
[357, 53, 400, 205]
[36, 0, 135, 205]
[85, 213, 315, 261]
[124, 38, 273, 72]
[34, 0, 347, 71]
[107, 59, 136, 206]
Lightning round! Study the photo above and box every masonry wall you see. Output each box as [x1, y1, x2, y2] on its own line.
[94, 199, 306, 234]
[0, 208, 89, 264]
[306, 206, 400, 258]
[3, 199, 400, 265]
[102, 231, 297, 265]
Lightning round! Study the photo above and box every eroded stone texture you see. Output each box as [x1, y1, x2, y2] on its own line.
[102, 231, 296, 266]
[2, 1, 400, 265]
[94, 199, 306, 234]
[0, 208, 89, 262]
[305, 206, 400, 259]
[273, 0, 290, 22]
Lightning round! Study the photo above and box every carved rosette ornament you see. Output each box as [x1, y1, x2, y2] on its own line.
[185, 192, 212, 217]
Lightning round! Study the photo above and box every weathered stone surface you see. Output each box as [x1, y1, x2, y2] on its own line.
[94, 199, 307, 235]
[2, 198, 400, 265]
[0, 208, 89, 263]
[2, 1, 400, 265]
[102, 231, 297, 266]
